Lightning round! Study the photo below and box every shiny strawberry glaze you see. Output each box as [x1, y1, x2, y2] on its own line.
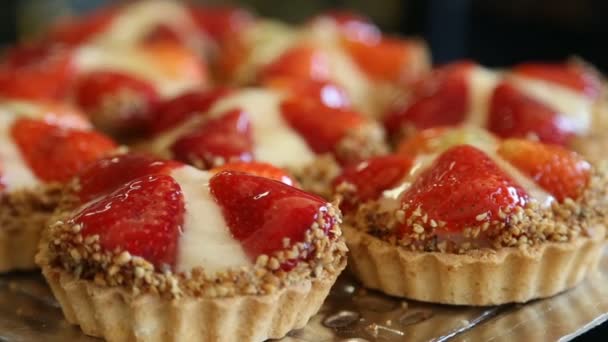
[210, 161, 296, 186]
[259, 45, 331, 83]
[264, 77, 352, 109]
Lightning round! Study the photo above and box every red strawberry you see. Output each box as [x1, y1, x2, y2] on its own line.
[11, 119, 117, 183]
[311, 10, 380, 43]
[264, 77, 351, 109]
[211, 162, 296, 186]
[344, 36, 426, 83]
[399, 145, 528, 235]
[149, 88, 231, 134]
[384, 61, 473, 136]
[488, 82, 575, 145]
[46, 7, 117, 46]
[74, 71, 160, 136]
[512, 62, 601, 99]
[396, 126, 499, 158]
[333, 155, 412, 212]
[280, 98, 364, 154]
[170, 109, 253, 168]
[497, 139, 590, 202]
[188, 5, 254, 43]
[75, 174, 184, 270]
[259, 45, 330, 83]
[396, 127, 450, 156]
[77, 153, 183, 203]
[210, 171, 334, 260]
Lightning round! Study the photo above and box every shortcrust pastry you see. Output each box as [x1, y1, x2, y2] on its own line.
[38, 154, 347, 342]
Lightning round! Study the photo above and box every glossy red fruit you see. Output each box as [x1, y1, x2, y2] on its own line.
[75, 174, 184, 270]
[189, 5, 254, 43]
[210, 171, 332, 259]
[211, 162, 296, 186]
[46, 7, 117, 46]
[384, 61, 473, 136]
[311, 10, 380, 43]
[11, 119, 117, 183]
[77, 153, 183, 203]
[488, 82, 575, 145]
[399, 145, 528, 234]
[149, 88, 231, 134]
[498, 139, 590, 202]
[74, 71, 160, 135]
[333, 155, 413, 212]
[396, 127, 450, 156]
[170, 109, 253, 168]
[264, 77, 351, 109]
[281, 98, 364, 154]
[259, 45, 330, 83]
[512, 62, 601, 99]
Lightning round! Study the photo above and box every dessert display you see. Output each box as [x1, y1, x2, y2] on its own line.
[335, 127, 607, 305]
[383, 60, 608, 161]
[0, 99, 117, 272]
[37, 154, 347, 341]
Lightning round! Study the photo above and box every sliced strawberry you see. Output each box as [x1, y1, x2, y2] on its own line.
[396, 126, 499, 157]
[264, 77, 351, 109]
[211, 162, 296, 186]
[75, 174, 184, 270]
[46, 7, 117, 46]
[498, 139, 590, 202]
[170, 109, 253, 168]
[210, 171, 333, 259]
[214, 34, 249, 82]
[259, 45, 330, 83]
[281, 98, 364, 154]
[74, 71, 160, 135]
[396, 127, 450, 156]
[333, 155, 412, 212]
[311, 10, 380, 43]
[188, 5, 254, 43]
[149, 88, 231, 134]
[140, 41, 208, 85]
[512, 62, 601, 99]
[488, 82, 575, 145]
[399, 145, 528, 235]
[77, 153, 183, 203]
[344, 36, 425, 83]
[11, 119, 117, 183]
[384, 61, 473, 136]
[8, 100, 91, 130]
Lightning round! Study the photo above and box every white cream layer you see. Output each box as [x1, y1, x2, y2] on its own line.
[465, 66, 501, 127]
[171, 166, 251, 274]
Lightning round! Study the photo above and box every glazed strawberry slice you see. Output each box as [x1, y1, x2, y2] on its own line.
[140, 41, 208, 86]
[333, 155, 413, 212]
[259, 45, 331, 83]
[46, 7, 117, 46]
[11, 119, 117, 183]
[188, 5, 254, 43]
[488, 82, 575, 145]
[512, 62, 601, 99]
[149, 88, 231, 134]
[210, 171, 334, 259]
[281, 98, 364, 154]
[211, 162, 296, 186]
[311, 10, 380, 43]
[384, 61, 473, 136]
[74, 71, 160, 136]
[75, 174, 184, 270]
[498, 139, 590, 202]
[170, 109, 253, 168]
[77, 153, 183, 203]
[264, 77, 351, 109]
[396, 126, 499, 157]
[399, 145, 528, 235]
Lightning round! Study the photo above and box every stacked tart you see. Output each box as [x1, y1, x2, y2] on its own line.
[335, 127, 607, 305]
[37, 155, 347, 341]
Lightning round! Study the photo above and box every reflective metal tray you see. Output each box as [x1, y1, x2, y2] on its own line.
[1, 250, 606, 342]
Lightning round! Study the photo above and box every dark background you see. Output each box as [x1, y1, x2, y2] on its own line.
[0, 0, 606, 340]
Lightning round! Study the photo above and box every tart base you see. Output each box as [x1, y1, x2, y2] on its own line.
[344, 225, 606, 306]
[41, 260, 345, 342]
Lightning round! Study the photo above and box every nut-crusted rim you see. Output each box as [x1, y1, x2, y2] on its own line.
[344, 224, 606, 306]
[41, 257, 345, 342]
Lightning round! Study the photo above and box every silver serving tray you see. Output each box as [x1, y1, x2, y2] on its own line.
[1, 250, 606, 342]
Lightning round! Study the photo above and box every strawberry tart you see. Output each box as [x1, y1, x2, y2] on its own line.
[334, 126, 607, 305]
[383, 60, 608, 161]
[0, 100, 117, 272]
[37, 154, 347, 341]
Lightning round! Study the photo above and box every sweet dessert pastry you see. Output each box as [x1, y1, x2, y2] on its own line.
[383, 60, 607, 161]
[215, 10, 430, 118]
[37, 154, 347, 341]
[334, 126, 607, 305]
[0, 100, 117, 272]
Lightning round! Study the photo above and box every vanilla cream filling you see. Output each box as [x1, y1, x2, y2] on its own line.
[0, 108, 40, 190]
[465, 67, 501, 127]
[171, 166, 251, 274]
